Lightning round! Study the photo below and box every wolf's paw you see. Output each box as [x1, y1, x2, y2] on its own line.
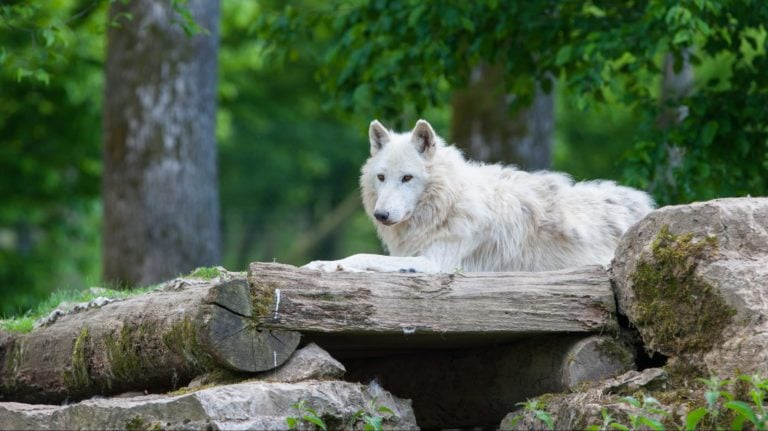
[302, 260, 343, 272]
[301, 260, 368, 273]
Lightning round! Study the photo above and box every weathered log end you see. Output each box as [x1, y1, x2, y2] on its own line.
[560, 335, 635, 391]
[199, 278, 300, 372]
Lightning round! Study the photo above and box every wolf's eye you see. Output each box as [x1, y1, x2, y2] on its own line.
[402, 175, 413, 183]
[377, 174, 385, 182]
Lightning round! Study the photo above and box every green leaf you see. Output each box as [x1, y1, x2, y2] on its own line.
[33, 69, 50, 85]
[41, 28, 56, 47]
[730, 414, 746, 431]
[673, 30, 691, 45]
[286, 417, 298, 429]
[16, 67, 32, 82]
[555, 46, 573, 66]
[684, 407, 708, 430]
[705, 389, 720, 407]
[460, 17, 475, 32]
[507, 414, 524, 427]
[701, 121, 718, 146]
[535, 411, 554, 431]
[638, 416, 664, 431]
[610, 424, 630, 431]
[582, 3, 606, 17]
[725, 401, 758, 425]
[621, 396, 641, 408]
[366, 415, 383, 430]
[377, 405, 396, 416]
[303, 414, 328, 431]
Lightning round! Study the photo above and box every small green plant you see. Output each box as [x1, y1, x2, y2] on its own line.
[582, 374, 768, 431]
[349, 397, 397, 431]
[187, 266, 222, 280]
[586, 407, 627, 431]
[683, 375, 733, 430]
[286, 399, 328, 431]
[621, 395, 667, 431]
[724, 374, 767, 431]
[508, 398, 555, 431]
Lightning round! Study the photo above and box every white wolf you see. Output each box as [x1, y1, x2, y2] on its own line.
[305, 119, 654, 273]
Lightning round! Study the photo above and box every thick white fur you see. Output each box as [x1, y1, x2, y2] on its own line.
[304, 119, 654, 273]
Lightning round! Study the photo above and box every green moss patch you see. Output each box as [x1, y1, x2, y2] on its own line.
[161, 317, 215, 374]
[125, 415, 164, 431]
[631, 225, 735, 355]
[250, 281, 276, 320]
[63, 327, 93, 391]
[105, 325, 154, 383]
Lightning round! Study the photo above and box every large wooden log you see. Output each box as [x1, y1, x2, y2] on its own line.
[249, 262, 618, 356]
[0, 276, 299, 404]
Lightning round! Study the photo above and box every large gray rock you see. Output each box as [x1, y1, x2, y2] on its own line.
[257, 342, 346, 383]
[0, 380, 417, 430]
[611, 197, 768, 376]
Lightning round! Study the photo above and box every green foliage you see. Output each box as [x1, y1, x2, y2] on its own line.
[286, 399, 328, 431]
[286, 397, 397, 431]
[621, 395, 667, 430]
[585, 408, 628, 431]
[218, 0, 378, 270]
[257, 0, 768, 204]
[348, 397, 398, 431]
[509, 398, 555, 431]
[0, 0, 105, 316]
[580, 374, 768, 431]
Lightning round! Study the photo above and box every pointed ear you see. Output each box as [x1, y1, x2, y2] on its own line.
[411, 119, 436, 158]
[369, 120, 390, 155]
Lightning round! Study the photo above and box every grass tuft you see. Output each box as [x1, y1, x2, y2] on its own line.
[0, 284, 159, 334]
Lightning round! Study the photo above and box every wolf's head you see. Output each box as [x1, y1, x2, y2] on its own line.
[360, 119, 439, 227]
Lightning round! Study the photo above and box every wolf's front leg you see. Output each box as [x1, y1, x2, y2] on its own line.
[302, 253, 440, 273]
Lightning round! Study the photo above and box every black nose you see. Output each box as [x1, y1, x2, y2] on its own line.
[374, 211, 389, 222]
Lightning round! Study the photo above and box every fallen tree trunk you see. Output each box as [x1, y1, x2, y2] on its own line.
[249, 262, 618, 356]
[0, 276, 299, 404]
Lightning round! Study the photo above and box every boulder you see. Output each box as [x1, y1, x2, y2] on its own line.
[0, 380, 417, 430]
[611, 197, 768, 376]
[255, 342, 346, 383]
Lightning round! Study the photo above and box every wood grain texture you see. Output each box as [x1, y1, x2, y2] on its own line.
[249, 262, 617, 353]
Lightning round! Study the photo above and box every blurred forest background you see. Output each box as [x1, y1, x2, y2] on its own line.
[1, 0, 766, 317]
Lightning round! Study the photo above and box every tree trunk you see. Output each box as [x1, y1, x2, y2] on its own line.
[102, 0, 221, 287]
[451, 64, 554, 169]
[250, 262, 618, 356]
[0, 276, 300, 404]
